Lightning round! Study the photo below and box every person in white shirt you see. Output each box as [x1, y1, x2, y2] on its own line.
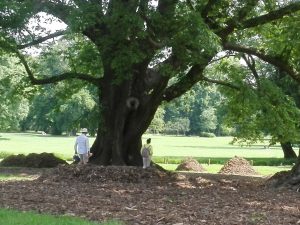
[140, 138, 153, 169]
[74, 128, 90, 164]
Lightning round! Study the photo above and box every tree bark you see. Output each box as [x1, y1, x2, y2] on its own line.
[89, 65, 163, 166]
[89, 99, 158, 166]
[280, 142, 298, 159]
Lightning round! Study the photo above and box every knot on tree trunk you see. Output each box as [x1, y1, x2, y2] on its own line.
[126, 97, 139, 110]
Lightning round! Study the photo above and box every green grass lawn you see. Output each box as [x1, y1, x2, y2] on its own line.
[0, 132, 81, 159]
[0, 208, 122, 225]
[0, 132, 295, 175]
[149, 135, 284, 158]
[0, 132, 285, 159]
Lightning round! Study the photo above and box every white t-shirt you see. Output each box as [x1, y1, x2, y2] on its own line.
[74, 134, 90, 154]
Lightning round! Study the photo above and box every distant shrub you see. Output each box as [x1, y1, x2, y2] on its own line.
[0, 152, 67, 168]
[0, 152, 13, 159]
[199, 132, 216, 138]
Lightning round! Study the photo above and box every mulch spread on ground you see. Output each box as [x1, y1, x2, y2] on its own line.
[218, 156, 259, 176]
[0, 165, 299, 225]
[175, 158, 206, 172]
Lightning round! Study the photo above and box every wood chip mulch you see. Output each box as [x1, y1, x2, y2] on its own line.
[175, 158, 206, 172]
[0, 165, 299, 225]
[218, 156, 258, 176]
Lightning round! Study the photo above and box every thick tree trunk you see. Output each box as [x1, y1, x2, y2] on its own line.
[280, 142, 297, 159]
[90, 101, 158, 165]
[89, 66, 164, 166]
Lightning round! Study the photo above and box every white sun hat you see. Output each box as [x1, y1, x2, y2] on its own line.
[81, 128, 88, 133]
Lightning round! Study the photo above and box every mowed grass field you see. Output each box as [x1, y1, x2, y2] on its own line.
[0, 132, 284, 158]
[0, 132, 293, 175]
[148, 135, 284, 158]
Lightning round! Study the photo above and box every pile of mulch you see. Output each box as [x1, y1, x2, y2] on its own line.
[218, 156, 258, 176]
[0, 153, 67, 168]
[175, 158, 206, 172]
[39, 164, 176, 184]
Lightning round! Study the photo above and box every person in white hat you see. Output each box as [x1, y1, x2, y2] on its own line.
[74, 128, 90, 164]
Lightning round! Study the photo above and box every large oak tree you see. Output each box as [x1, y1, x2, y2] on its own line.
[1, 0, 300, 179]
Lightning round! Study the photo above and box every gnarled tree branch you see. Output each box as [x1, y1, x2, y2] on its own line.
[17, 30, 67, 49]
[242, 54, 261, 89]
[208, 53, 237, 64]
[201, 76, 240, 90]
[162, 64, 203, 102]
[223, 42, 300, 83]
[162, 62, 240, 102]
[15, 50, 101, 86]
[217, 0, 259, 37]
[241, 2, 300, 30]
[218, 1, 300, 37]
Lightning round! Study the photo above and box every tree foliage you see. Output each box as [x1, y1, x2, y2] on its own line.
[21, 39, 99, 135]
[0, 55, 30, 130]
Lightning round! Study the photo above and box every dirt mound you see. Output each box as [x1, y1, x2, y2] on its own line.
[39, 164, 176, 184]
[0, 153, 67, 168]
[218, 156, 258, 176]
[175, 158, 206, 172]
[0, 154, 27, 167]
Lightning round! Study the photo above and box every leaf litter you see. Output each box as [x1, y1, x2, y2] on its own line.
[0, 164, 299, 225]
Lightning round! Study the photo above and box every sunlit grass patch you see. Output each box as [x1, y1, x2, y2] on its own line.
[0, 208, 123, 225]
[0, 174, 36, 181]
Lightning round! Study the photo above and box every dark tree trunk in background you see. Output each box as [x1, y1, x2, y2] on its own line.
[280, 142, 298, 159]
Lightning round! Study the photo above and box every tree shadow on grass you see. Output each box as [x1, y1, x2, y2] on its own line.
[0, 137, 10, 141]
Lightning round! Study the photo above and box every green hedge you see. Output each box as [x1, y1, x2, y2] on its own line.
[152, 156, 297, 166]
